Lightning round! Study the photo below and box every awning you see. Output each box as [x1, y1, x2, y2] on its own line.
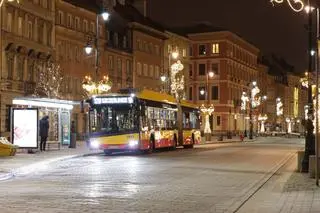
[12, 97, 78, 110]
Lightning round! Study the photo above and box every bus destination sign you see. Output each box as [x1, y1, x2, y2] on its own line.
[93, 97, 134, 105]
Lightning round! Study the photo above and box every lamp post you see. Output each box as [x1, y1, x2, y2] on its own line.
[248, 81, 261, 140]
[82, 9, 112, 95]
[302, 3, 316, 173]
[276, 97, 284, 131]
[200, 71, 215, 141]
[161, 49, 179, 94]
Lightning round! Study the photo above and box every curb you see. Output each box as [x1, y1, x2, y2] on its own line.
[0, 151, 103, 181]
[197, 139, 257, 145]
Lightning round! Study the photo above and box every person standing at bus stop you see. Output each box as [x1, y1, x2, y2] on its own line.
[39, 116, 49, 151]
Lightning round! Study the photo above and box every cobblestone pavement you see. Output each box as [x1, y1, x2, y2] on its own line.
[0, 140, 302, 213]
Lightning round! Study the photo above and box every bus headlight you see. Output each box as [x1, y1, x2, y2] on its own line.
[90, 140, 100, 149]
[129, 140, 138, 147]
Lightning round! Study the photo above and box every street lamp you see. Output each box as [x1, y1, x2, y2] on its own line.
[200, 71, 215, 140]
[0, 0, 19, 7]
[82, 10, 111, 95]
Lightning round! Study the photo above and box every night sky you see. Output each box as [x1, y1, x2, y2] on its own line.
[149, 0, 310, 73]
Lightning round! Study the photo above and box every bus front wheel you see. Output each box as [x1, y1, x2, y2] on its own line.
[104, 150, 112, 155]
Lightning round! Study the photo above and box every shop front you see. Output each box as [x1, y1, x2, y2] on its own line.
[12, 97, 77, 149]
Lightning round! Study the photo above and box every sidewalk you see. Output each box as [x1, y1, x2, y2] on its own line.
[237, 154, 320, 213]
[0, 141, 102, 181]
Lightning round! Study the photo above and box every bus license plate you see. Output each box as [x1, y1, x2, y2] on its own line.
[109, 146, 119, 149]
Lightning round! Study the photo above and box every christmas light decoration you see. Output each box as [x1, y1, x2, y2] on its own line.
[286, 117, 292, 133]
[251, 84, 261, 108]
[270, 0, 305, 12]
[241, 92, 249, 111]
[82, 75, 112, 95]
[34, 62, 63, 99]
[200, 104, 215, 134]
[258, 114, 268, 133]
[170, 60, 185, 100]
[276, 98, 284, 116]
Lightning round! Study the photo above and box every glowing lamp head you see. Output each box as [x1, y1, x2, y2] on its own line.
[252, 81, 257, 87]
[208, 71, 214, 78]
[85, 46, 93, 55]
[171, 51, 179, 59]
[262, 95, 267, 100]
[101, 11, 110, 21]
[160, 75, 166, 82]
[200, 89, 205, 96]
[305, 5, 315, 13]
[311, 50, 316, 56]
[277, 98, 281, 102]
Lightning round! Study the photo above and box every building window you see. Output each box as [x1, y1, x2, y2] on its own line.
[189, 64, 193, 76]
[199, 44, 206, 56]
[27, 21, 33, 39]
[5, 105, 12, 132]
[199, 86, 205, 100]
[117, 58, 122, 82]
[155, 66, 160, 78]
[75, 17, 80, 30]
[155, 45, 160, 55]
[212, 43, 219, 54]
[149, 43, 153, 54]
[212, 63, 219, 75]
[90, 22, 95, 33]
[143, 64, 148, 76]
[123, 36, 127, 49]
[189, 46, 193, 56]
[42, 0, 48, 8]
[217, 116, 221, 126]
[6, 54, 14, 80]
[182, 48, 187, 57]
[211, 86, 219, 100]
[83, 20, 88, 32]
[144, 42, 148, 52]
[168, 44, 172, 53]
[137, 62, 142, 75]
[75, 46, 79, 61]
[189, 87, 193, 101]
[108, 55, 114, 70]
[149, 65, 154, 77]
[17, 17, 23, 35]
[7, 13, 12, 32]
[17, 58, 24, 81]
[67, 14, 72, 28]
[126, 60, 132, 86]
[58, 11, 64, 25]
[198, 64, 206, 76]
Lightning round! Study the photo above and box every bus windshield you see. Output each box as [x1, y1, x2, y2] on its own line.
[90, 104, 139, 134]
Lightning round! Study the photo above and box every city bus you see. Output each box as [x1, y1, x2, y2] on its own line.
[86, 89, 201, 154]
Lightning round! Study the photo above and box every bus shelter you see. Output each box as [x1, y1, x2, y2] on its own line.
[12, 97, 77, 148]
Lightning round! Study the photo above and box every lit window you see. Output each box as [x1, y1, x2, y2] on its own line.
[7, 13, 12, 32]
[27, 21, 33, 39]
[149, 65, 154, 77]
[137, 62, 142, 75]
[182, 48, 187, 57]
[155, 66, 160, 78]
[143, 64, 148, 76]
[212, 43, 219, 54]
[17, 17, 23, 35]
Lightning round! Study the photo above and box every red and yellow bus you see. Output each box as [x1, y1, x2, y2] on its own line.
[86, 89, 201, 154]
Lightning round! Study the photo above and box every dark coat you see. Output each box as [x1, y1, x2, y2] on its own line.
[39, 116, 49, 138]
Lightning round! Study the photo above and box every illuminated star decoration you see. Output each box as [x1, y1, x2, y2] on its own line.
[270, 0, 305, 12]
[0, 0, 20, 8]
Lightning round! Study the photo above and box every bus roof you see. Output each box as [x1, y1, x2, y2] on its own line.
[91, 89, 199, 110]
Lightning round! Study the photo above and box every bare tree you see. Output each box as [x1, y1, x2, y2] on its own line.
[34, 61, 63, 99]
